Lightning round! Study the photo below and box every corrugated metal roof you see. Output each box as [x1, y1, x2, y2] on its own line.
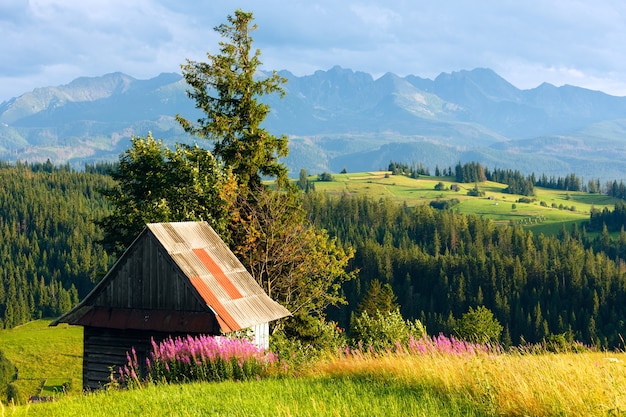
[52, 221, 290, 333]
[148, 222, 291, 332]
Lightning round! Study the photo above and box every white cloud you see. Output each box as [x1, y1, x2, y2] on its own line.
[2, 0, 626, 101]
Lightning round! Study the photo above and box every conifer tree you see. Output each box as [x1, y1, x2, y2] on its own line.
[176, 9, 289, 193]
[356, 279, 398, 316]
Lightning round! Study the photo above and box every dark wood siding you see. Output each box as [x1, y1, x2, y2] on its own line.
[93, 235, 205, 311]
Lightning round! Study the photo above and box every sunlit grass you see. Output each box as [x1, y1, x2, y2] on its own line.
[7, 376, 483, 417]
[0, 320, 82, 397]
[9, 347, 626, 417]
[309, 172, 620, 236]
[315, 349, 626, 417]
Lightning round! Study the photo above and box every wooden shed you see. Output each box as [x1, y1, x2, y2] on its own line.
[50, 221, 290, 390]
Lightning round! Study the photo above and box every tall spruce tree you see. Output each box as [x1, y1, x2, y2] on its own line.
[176, 9, 289, 192]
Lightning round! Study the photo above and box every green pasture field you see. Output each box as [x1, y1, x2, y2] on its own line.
[8, 376, 483, 417]
[310, 172, 620, 235]
[4, 321, 626, 416]
[0, 320, 82, 398]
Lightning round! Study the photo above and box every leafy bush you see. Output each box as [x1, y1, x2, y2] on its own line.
[434, 181, 447, 191]
[453, 306, 503, 344]
[543, 334, 589, 353]
[279, 314, 346, 352]
[270, 314, 347, 374]
[6, 382, 26, 405]
[350, 309, 426, 352]
[318, 172, 334, 182]
[429, 198, 460, 210]
[467, 185, 485, 197]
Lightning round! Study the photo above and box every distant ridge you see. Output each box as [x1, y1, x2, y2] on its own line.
[2, 67, 626, 180]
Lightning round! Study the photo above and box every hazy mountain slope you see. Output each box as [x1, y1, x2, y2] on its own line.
[1, 67, 626, 180]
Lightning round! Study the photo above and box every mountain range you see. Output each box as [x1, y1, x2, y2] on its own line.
[2, 66, 626, 181]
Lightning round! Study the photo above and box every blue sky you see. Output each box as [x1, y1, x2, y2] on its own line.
[2, 0, 626, 102]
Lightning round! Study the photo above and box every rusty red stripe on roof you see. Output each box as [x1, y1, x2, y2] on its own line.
[189, 275, 240, 332]
[192, 248, 243, 300]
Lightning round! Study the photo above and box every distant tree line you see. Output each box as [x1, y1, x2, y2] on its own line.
[455, 162, 487, 183]
[535, 173, 582, 191]
[587, 201, 626, 238]
[605, 180, 626, 199]
[388, 161, 429, 177]
[390, 160, 612, 197]
[487, 168, 535, 196]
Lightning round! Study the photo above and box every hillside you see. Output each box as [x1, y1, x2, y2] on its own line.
[2, 67, 626, 180]
[309, 170, 618, 235]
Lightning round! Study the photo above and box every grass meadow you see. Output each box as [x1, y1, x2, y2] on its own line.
[312, 172, 619, 236]
[3, 321, 626, 416]
[0, 320, 82, 398]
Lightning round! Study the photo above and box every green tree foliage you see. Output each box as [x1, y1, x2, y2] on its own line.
[350, 309, 426, 351]
[273, 313, 346, 357]
[356, 279, 398, 316]
[429, 198, 460, 210]
[487, 168, 535, 196]
[466, 184, 485, 197]
[317, 172, 333, 182]
[388, 161, 429, 177]
[606, 179, 626, 199]
[0, 162, 109, 328]
[297, 169, 308, 190]
[229, 187, 355, 318]
[99, 134, 236, 254]
[535, 172, 582, 192]
[173, 10, 355, 323]
[176, 9, 289, 192]
[303, 192, 626, 348]
[434, 181, 447, 191]
[588, 201, 626, 233]
[453, 306, 503, 344]
[455, 162, 486, 183]
[98, 11, 355, 331]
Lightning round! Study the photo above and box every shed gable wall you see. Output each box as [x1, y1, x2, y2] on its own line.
[92, 234, 206, 311]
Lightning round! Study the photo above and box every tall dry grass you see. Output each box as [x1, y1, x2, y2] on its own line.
[315, 347, 626, 416]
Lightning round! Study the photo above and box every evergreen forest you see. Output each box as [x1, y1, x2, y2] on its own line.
[303, 192, 626, 348]
[4, 158, 626, 348]
[0, 162, 113, 328]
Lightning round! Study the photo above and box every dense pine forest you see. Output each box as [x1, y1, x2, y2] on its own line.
[303, 192, 626, 348]
[0, 162, 113, 328]
[3, 159, 626, 349]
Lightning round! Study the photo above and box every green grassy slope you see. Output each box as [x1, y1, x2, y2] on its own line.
[309, 171, 619, 235]
[0, 320, 82, 399]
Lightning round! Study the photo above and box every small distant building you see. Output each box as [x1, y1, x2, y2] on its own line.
[51, 221, 290, 390]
